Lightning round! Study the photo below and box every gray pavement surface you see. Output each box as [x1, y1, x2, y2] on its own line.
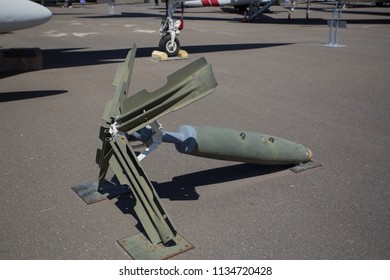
[0, 3, 389, 260]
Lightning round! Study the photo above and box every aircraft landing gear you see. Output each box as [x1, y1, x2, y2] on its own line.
[159, 35, 180, 57]
[158, 1, 184, 57]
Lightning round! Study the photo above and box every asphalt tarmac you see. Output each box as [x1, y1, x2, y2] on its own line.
[0, 3, 389, 260]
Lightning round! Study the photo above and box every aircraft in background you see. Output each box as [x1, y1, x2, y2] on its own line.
[0, 0, 52, 33]
[183, 0, 273, 12]
[184, 0, 262, 9]
[158, 0, 276, 55]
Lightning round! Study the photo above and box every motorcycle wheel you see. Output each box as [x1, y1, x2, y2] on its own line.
[159, 35, 180, 57]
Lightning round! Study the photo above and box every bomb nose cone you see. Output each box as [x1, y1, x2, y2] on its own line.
[28, 2, 53, 27]
[0, 0, 52, 33]
[307, 148, 313, 161]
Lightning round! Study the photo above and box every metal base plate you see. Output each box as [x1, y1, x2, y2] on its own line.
[117, 233, 194, 260]
[290, 160, 322, 173]
[71, 178, 131, 204]
[323, 44, 347, 48]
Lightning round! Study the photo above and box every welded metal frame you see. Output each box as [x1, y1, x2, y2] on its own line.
[93, 45, 217, 258]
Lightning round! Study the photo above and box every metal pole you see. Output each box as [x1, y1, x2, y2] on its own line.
[334, 8, 342, 47]
[328, 8, 336, 46]
[109, 0, 115, 15]
[306, 0, 310, 21]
